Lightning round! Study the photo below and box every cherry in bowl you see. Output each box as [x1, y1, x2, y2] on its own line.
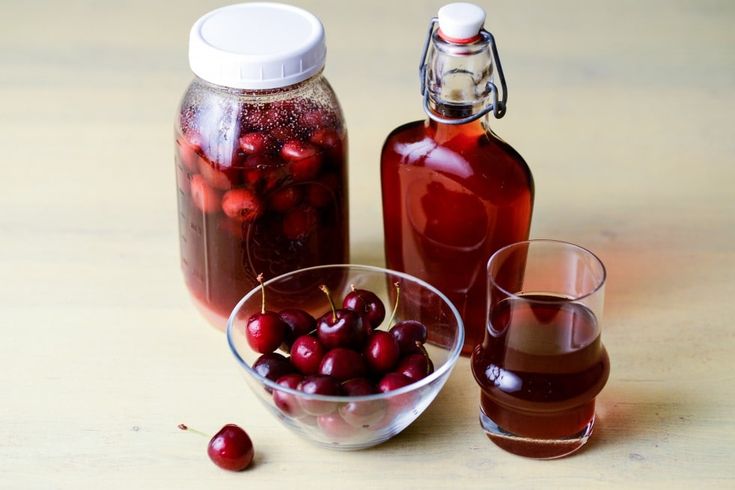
[226, 264, 464, 450]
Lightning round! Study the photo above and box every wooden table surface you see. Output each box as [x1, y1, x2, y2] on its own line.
[2, 0, 734, 488]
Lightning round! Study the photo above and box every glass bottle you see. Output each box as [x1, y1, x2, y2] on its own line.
[175, 4, 349, 328]
[381, 3, 534, 354]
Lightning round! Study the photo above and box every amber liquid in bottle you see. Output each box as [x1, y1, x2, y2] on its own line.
[381, 117, 533, 353]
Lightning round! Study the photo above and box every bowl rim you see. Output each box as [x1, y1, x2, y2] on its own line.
[226, 264, 465, 402]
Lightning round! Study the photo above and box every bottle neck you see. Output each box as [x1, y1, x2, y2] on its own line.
[424, 32, 493, 124]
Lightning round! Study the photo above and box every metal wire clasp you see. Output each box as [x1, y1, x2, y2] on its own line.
[418, 17, 508, 124]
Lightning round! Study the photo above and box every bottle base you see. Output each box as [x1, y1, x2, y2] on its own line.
[479, 410, 595, 459]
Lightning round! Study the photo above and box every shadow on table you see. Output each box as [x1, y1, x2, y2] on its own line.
[580, 382, 698, 458]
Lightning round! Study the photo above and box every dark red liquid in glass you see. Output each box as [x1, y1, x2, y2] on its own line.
[176, 98, 349, 325]
[471, 296, 610, 457]
[381, 119, 533, 353]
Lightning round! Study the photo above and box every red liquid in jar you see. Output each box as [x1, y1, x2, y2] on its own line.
[381, 119, 533, 353]
[176, 97, 349, 325]
[471, 296, 610, 458]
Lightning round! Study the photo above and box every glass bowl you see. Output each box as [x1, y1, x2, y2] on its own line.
[226, 264, 464, 450]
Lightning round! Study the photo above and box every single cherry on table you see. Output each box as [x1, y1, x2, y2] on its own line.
[208, 424, 255, 472]
[178, 423, 254, 472]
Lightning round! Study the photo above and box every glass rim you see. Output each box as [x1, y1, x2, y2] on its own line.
[225, 263, 465, 402]
[486, 239, 607, 303]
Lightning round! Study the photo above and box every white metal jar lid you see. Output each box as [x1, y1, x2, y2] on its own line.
[189, 2, 326, 90]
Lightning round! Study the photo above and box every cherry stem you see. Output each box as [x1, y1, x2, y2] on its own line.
[350, 284, 356, 292]
[320, 285, 337, 323]
[386, 282, 400, 327]
[177, 423, 209, 438]
[257, 273, 265, 314]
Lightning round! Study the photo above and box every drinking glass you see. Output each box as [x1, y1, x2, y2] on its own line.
[471, 239, 609, 458]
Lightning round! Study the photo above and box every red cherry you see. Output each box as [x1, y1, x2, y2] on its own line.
[273, 373, 305, 417]
[363, 331, 400, 374]
[246, 311, 287, 353]
[290, 156, 322, 182]
[396, 352, 432, 383]
[268, 185, 303, 213]
[343, 288, 386, 328]
[207, 424, 254, 471]
[239, 132, 271, 155]
[222, 188, 263, 223]
[310, 128, 343, 161]
[309, 128, 341, 151]
[290, 335, 326, 375]
[282, 206, 318, 240]
[298, 375, 342, 396]
[252, 352, 295, 382]
[190, 174, 221, 214]
[244, 170, 262, 187]
[281, 140, 316, 160]
[339, 398, 386, 430]
[246, 276, 289, 353]
[340, 378, 379, 396]
[297, 375, 342, 416]
[198, 157, 236, 190]
[318, 348, 367, 381]
[316, 285, 372, 349]
[281, 140, 322, 181]
[317, 412, 358, 440]
[316, 309, 370, 350]
[279, 308, 316, 348]
[338, 378, 385, 429]
[390, 320, 428, 355]
[377, 372, 413, 393]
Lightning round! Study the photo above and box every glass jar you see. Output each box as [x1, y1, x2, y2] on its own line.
[175, 4, 349, 327]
